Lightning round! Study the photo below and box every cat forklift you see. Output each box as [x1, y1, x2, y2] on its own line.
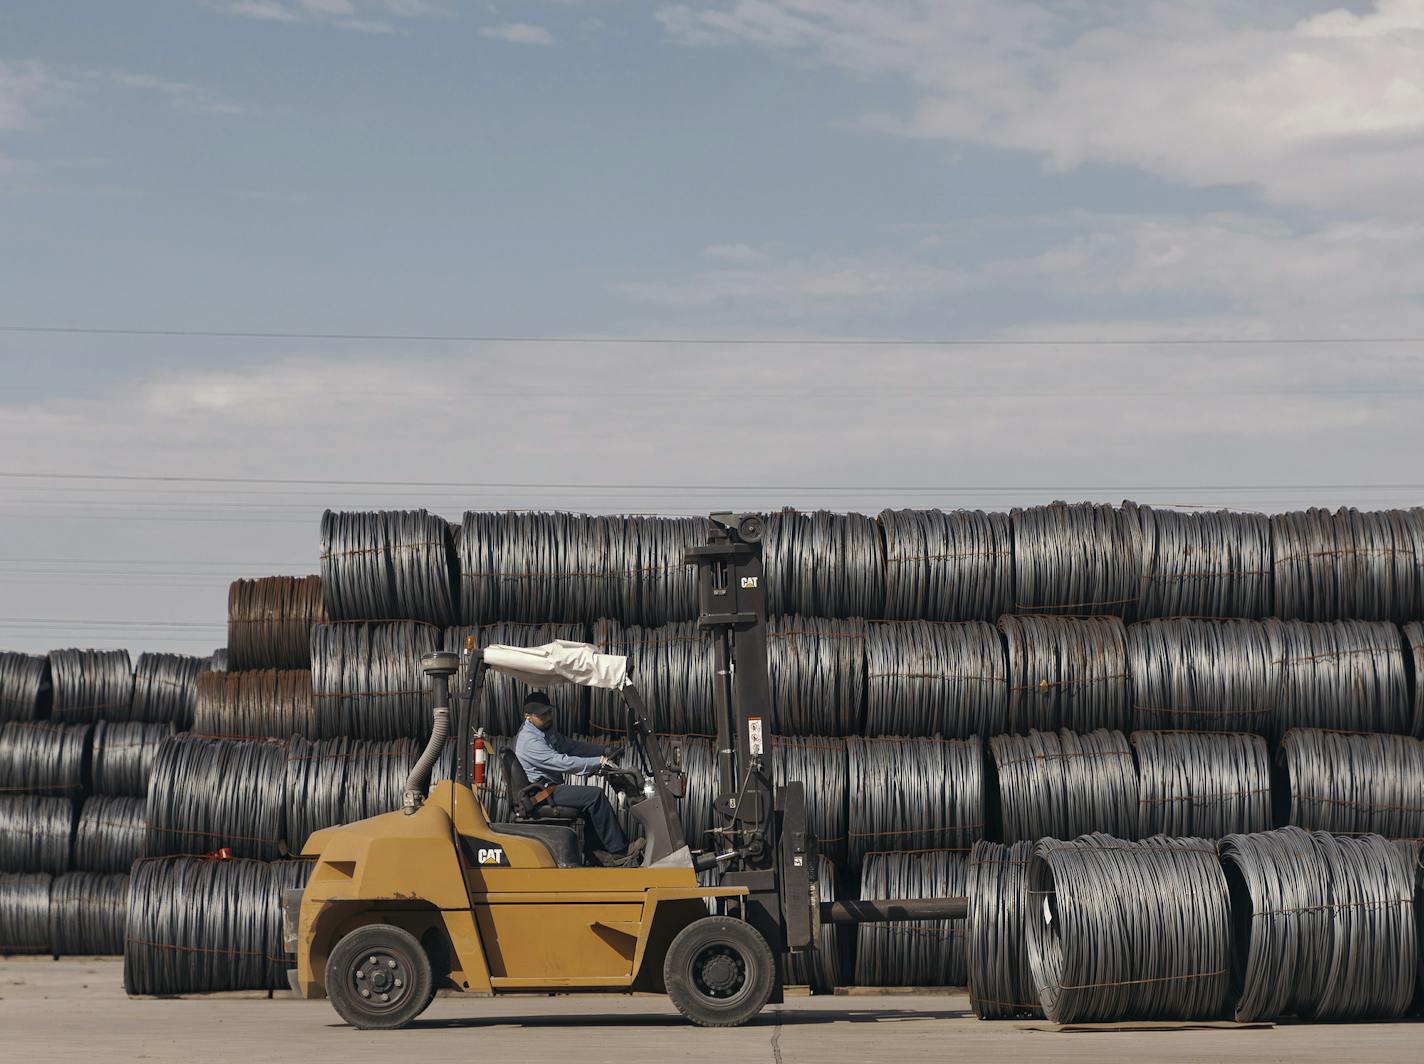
[285, 513, 968, 1029]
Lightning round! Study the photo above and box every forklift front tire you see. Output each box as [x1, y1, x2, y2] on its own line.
[663, 916, 775, 1027]
[325, 924, 435, 1030]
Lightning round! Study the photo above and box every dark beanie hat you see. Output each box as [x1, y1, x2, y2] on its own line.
[523, 691, 554, 713]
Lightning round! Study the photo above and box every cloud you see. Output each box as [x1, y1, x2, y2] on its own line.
[481, 23, 558, 46]
[107, 71, 243, 115]
[219, 0, 449, 30]
[0, 60, 66, 132]
[703, 242, 767, 262]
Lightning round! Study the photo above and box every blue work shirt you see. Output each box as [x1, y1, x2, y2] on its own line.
[514, 719, 603, 786]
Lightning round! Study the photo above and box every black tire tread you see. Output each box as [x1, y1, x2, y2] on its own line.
[325, 923, 435, 1030]
[662, 915, 775, 1028]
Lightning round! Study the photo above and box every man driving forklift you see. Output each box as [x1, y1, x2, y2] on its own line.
[514, 690, 647, 867]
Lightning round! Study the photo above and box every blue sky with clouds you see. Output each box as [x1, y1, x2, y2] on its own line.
[2, 1, 1424, 652]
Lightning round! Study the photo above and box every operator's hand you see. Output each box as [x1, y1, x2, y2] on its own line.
[599, 756, 617, 770]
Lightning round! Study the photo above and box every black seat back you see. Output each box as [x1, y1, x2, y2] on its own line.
[500, 747, 537, 817]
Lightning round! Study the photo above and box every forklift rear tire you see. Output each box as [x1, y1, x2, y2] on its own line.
[663, 916, 775, 1027]
[325, 924, 435, 1030]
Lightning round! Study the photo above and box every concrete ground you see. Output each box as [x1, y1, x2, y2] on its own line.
[4, 958, 1421, 1064]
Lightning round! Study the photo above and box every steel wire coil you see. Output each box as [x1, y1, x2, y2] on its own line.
[320, 509, 459, 626]
[673, 735, 716, 849]
[590, 619, 716, 735]
[845, 737, 983, 865]
[1275, 619, 1410, 733]
[1271, 507, 1424, 622]
[460, 510, 607, 625]
[1025, 834, 1232, 1023]
[208, 648, 229, 673]
[784, 855, 840, 992]
[310, 621, 438, 739]
[48, 649, 133, 723]
[999, 616, 1130, 733]
[73, 796, 148, 873]
[772, 737, 848, 864]
[227, 576, 326, 669]
[1131, 731, 1271, 839]
[50, 871, 129, 955]
[90, 722, 174, 797]
[0, 872, 52, 954]
[864, 621, 1006, 738]
[967, 840, 1042, 1019]
[764, 510, 884, 619]
[1011, 502, 1143, 618]
[0, 651, 50, 723]
[0, 721, 90, 798]
[1220, 827, 1419, 1021]
[1406, 621, 1424, 737]
[879, 508, 1013, 622]
[601, 515, 706, 625]
[145, 736, 286, 860]
[193, 670, 316, 740]
[988, 729, 1137, 844]
[1276, 729, 1424, 837]
[445, 623, 588, 735]
[124, 856, 314, 994]
[854, 851, 968, 986]
[130, 652, 206, 729]
[1132, 505, 1272, 619]
[0, 796, 73, 873]
[767, 616, 866, 736]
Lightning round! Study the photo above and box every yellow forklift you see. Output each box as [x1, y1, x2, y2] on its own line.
[285, 513, 966, 1028]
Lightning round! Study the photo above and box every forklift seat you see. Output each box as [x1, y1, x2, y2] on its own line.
[500, 748, 583, 820]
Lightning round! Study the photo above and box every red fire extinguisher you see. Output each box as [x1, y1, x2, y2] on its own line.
[473, 732, 487, 787]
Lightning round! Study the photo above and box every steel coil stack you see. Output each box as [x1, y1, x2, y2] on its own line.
[966, 841, 1041, 1019]
[0, 796, 73, 873]
[601, 515, 706, 625]
[48, 649, 133, 723]
[864, 621, 1005, 738]
[772, 737, 848, 864]
[854, 851, 968, 986]
[310, 621, 438, 739]
[145, 736, 286, 860]
[227, 576, 326, 669]
[73, 796, 148, 874]
[1276, 729, 1424, 837]
[880, 508, 1012, 621]
[1407, 621, 1424, 737]
[208, 647, 229, 673]
[989, 729, 1137, 843]
[1134, 505, 1272, 619]
[1132, 731, 1271, 838]
[285, 737, 444, 851]
[846, 737, 983, 865]
[1011, 502, 1143, 618]
[0, 721, 89, 798]
[1220, 827, 1419, 1021]
[767, 616, 866, 736]
[674, 736, 717, 849]
[49, 872, 128, 955]
[321, 509, 458, 626]
[590, 619, 715, 735]
[460, 511, 606, 625]
[764, 510, 884, 619]
[999, 616, 1130, 733]
[90, 722, 172, 797]
[0, 651, 50, 723]
[193, 670, 316, 739]
[1272, 507, 1424, 622]
[1025, 834, 1232, 1023]
[783, 855, 840, 992]
[129, 652, 206, 728]
[1275, 620, 1409, 734]
[445, 623, 588, 735]
[0, 872, 52, 953]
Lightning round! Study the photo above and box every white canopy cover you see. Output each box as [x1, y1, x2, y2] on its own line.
[481, 640, 629, 691]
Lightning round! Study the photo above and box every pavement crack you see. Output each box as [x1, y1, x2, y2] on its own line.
[770, 1016, 784, 1064]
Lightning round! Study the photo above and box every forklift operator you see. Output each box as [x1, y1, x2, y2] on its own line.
[513, 691, 647, 867]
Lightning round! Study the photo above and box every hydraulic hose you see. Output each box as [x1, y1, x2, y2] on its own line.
[402, 669, 450, 813]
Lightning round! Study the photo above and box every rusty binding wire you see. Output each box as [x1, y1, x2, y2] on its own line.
[0, 652, 51, 724]
[227, 576, 327, 670]
[854, 850, 968, 987]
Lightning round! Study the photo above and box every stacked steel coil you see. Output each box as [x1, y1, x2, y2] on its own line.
[49, 872, 129, 955]
[1132, 731, 1271, 839]
[0, 796, 73, 874]
[0, 872, 52, 953]
[1274, 620, 1409, 733]
[72, 796, 148, 874]
[1271, 507, 1424, 622]
[193, 670, 316, 739]
[90, 722, 173, 797]
[999, 616, 1130, 733]
[966, 841, 1041, 1019]
[846, 737, 983, 865]
[601, 515, 706, 625]
[1276, 729, 1424, 837]
[145, 736, 287, 860]
[989, 729, 1137, 844]
[854, 851, 968, 986]
[0, 721, 89, 798]
[445, 623, 588, 735]
[285, 737, 444, 852]
[590, 619, 715, 735]
[1025, 834, 1233, 1023]
[674, 736, 716, 849]
[783, 856, 840, 992]
[460, 511, 607, 625]
[763, 510, 884, 619]
[863, 621, 1006, 738]
[1011, 502, 1143, 617]
[129, 653, 206, 729]
[767, 615, 866, 735]
[47, 649, 132, 723]
[310, 622, 438, 739]
[320, 509, 459, 627]
[772, 737, 848, 864]
[226, 575, 326, 670]
[1407, 621, 1424, 737]
[879, 508, 1012, 622]
[0, 651, 50, 723]
[1133, 505, 1272, 619]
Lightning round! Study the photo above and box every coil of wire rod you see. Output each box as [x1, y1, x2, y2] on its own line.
[0, 796, 73, 873]
[124, 856, 314, 994]
[864, 620, 1006, 738]
[999, 616, 1130, 734]
[227, 575, 327, 670]
[145, 736, 286, 860]
[0, 721, 90, 799]
[49, 871, 129, 955]
[1406, 622, 1424, 738]
[879, 508, 1013, 622]
[784, 855, 840, 992]
[209, 647, 229, 672]
[1132, 504, 1273, 619]
[601, 515, 707, 625]
[590, 618, 716, 735]
[90, 722, 173, 797]
[1129, 619, 1282, 734]
[772, 737, 848, 864]
[0, 652, 50, 723]
[845, 737, 983, 866]
[192, 670, 316, 740]
[0, 872, 52, 954]
[47, 648, 133, 723]
[309, 621, 438, 739]
[1131, 730, 1271, 839]
[320, 509, 459, 626]
[1025, 834, 1232, 1023]
[763, 510, 885, 620]
[445, 623, 589, 735]
[1011, 502, 1143, 618]
[460, 510, 608, 625]
[967, 840, 1042, 1019]
[767, 616, 866, 736]
[1276, 729, 1424, 837]
[672, 735, 716, 849]
[1273, 619, 1409, 734]
[1271, 507, 1424, 622]
[854, 851, 968, 987]
[72, 796, 148, 874]
[129, 652, 206, 729]
[988, 729, 1137, 844]
[1220, 827, 1419, 1022]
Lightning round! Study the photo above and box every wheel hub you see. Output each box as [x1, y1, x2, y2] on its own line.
[692, 945, 746, 998]
[353, 952, 407, 1008]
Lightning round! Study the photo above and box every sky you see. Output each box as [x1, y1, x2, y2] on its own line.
[2, 0, 1424, 655]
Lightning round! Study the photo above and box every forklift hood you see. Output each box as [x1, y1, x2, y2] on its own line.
[483, 639, 629, 690]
